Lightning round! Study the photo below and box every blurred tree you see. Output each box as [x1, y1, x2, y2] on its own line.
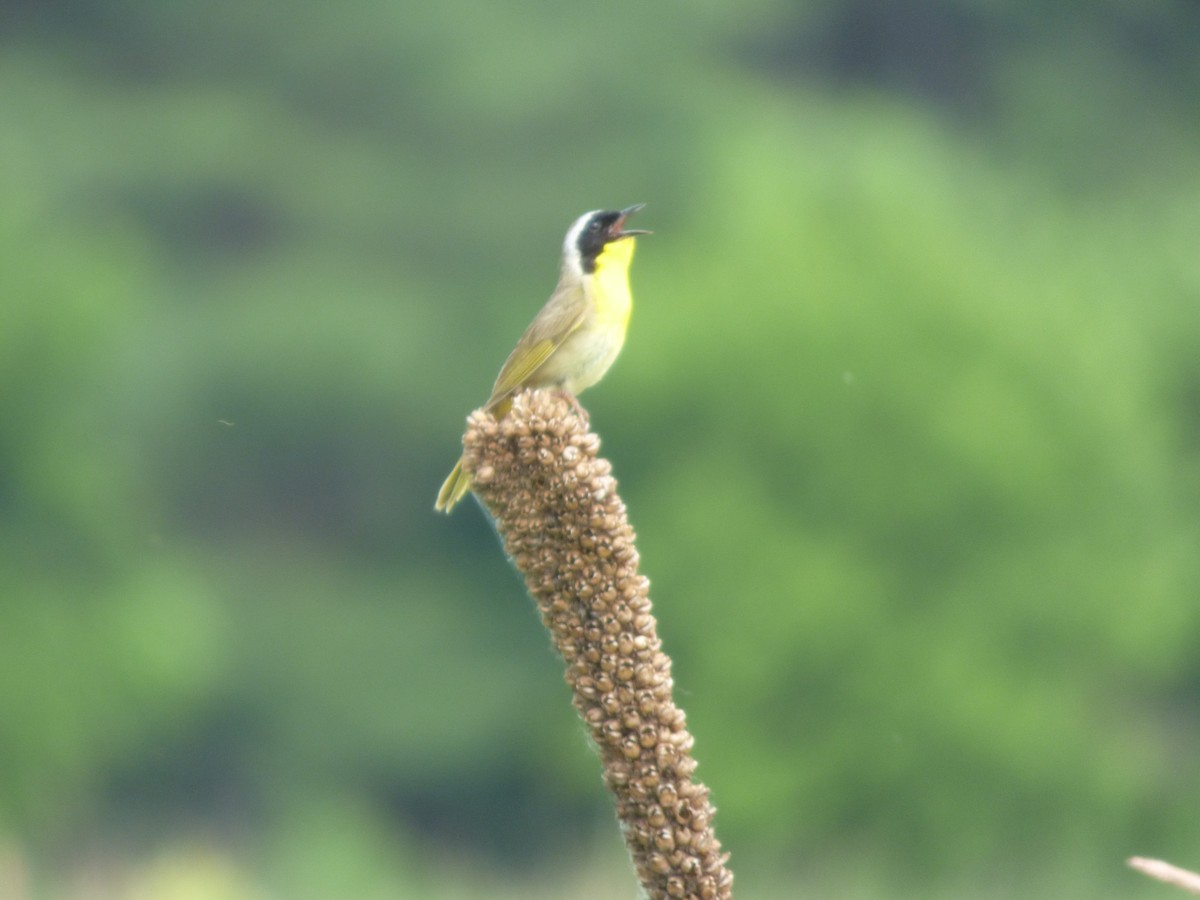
[0, 0, 1198, 896]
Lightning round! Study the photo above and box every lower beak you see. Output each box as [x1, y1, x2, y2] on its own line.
[614, 203, 651, 237]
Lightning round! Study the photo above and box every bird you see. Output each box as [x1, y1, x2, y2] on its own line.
[435, 204, 649, 512]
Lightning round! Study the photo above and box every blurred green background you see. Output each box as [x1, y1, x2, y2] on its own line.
[3, 1, 1199, 897]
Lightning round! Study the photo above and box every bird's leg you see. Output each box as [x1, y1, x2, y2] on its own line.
[556, 389, 590, 424]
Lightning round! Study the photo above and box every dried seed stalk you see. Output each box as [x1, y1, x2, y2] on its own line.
[462, 390, 733, 900]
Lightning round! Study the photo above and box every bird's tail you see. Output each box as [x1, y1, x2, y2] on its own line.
[435, 458, 472, 512]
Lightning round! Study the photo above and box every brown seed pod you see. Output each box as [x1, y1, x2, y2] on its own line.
[460, 390, 732, 900]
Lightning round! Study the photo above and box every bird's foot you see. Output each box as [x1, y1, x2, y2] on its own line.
[556, 390, 590, 425]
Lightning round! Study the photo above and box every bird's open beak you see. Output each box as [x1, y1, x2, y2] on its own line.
[612, 203, 651, 238]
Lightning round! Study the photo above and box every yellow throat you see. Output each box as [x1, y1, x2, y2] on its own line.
[590, 236, 636, 330]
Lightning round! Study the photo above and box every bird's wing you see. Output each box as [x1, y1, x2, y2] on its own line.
[486, 281, 587, 408]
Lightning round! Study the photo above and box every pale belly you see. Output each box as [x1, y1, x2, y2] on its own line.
[532, 321, 626, 395]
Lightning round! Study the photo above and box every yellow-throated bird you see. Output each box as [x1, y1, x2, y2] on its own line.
[435, 204, 649, 512]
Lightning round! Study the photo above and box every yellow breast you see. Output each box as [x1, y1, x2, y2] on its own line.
[590, 236, 636, 330]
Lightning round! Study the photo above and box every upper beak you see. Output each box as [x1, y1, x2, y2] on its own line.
[613, 203, 651, 237]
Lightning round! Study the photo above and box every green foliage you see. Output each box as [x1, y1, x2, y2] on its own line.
[2, 1, 1198, 895]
